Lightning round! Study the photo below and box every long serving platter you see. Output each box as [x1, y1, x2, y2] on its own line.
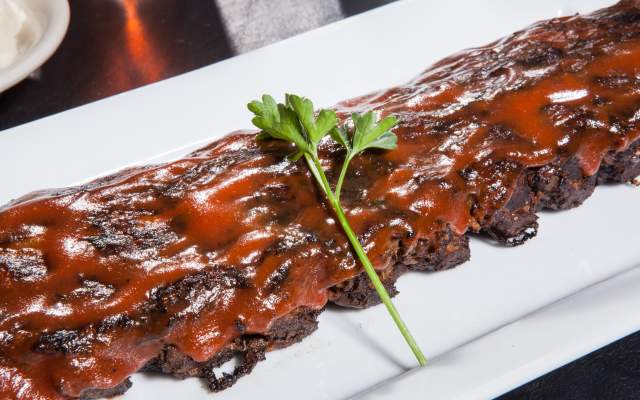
[1, 0, 637, 398]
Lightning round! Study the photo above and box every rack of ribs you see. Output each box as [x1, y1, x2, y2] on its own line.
[1, 1, 639, 398]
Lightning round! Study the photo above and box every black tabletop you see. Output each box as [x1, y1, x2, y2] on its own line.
[1, 1, 637, 398]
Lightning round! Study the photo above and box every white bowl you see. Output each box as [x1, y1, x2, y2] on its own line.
[0, 0, 69, 93]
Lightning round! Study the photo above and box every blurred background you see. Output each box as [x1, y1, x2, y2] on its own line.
[0, 1, 638, 399]
[0, 0, 394, 131]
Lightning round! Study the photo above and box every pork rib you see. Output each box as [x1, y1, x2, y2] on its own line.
[1, 1, 640, 398]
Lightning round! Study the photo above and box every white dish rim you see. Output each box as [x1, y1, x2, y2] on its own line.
[0, 1, 637, 399]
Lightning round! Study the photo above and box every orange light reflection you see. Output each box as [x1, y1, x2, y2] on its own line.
[121, 0, 166, 83]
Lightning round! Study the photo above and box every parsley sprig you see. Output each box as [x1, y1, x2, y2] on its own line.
[248, 94, 427, 366]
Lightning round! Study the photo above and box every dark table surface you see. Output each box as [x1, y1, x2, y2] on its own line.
[1, 0, 638, 398]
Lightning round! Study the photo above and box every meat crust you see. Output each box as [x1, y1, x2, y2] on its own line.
[1, 1, 640, 399]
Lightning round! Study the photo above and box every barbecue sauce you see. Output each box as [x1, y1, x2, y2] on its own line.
[2, 2, 640, 398]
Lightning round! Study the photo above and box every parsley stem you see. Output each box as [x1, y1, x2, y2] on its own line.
[334, 154, 351, 201]
[304, 153, 427, 367]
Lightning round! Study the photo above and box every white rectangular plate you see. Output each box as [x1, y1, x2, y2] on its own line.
[1, 0, 637, 399]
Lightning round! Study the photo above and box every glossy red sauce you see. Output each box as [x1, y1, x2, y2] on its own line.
[2, 2, 640, 398]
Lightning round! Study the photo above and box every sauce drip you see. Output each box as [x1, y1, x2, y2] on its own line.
[2, 2, 640, 398]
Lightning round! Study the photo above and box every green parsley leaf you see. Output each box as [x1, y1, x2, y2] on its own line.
[360, 130, 397, 151]
[350, 112, 398, 155]
[286, 94, 338, 146]
[248, 94, 339, 155]
[248, 94, 309, 153]
[329, 126, 351, 151]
